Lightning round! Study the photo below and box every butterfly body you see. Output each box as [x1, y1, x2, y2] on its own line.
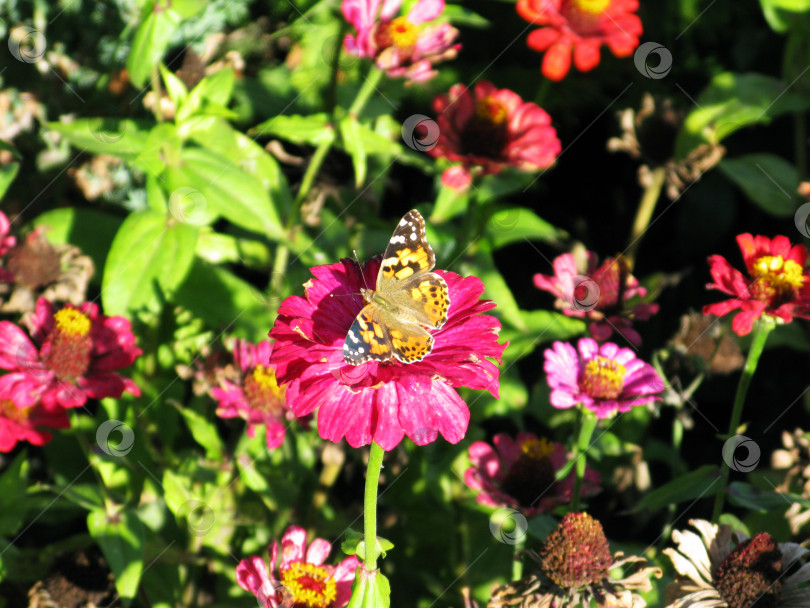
[343, 210, 450, 365]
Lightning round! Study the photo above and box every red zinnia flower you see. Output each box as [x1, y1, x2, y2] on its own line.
[544, 338, 663, 419]
[704, 234, 810, 336]
[516, 0, 643, 81]
[0, 298, 141, 408]
[211, 339, 295, 450]
[465, 432, 601, 516]
[269, 259, 506, 451]
[429, 81, 561, 189]
[533, 250, 658, 347]
[236, 525, 358, 608]
[0, 388, 70, 452]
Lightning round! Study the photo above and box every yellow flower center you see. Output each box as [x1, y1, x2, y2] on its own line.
[751, 255, 805, 306]
[475, 97, 508, 125]
[280, 562, 337, 608]
[461, 97, 510, 158]
[244, 365, 286, 414]
[54, 308, 91, 337]
[568, 0, 611, 15]
[0, 399, 30, 424]
[520, 437, 555, 460]
[579, 356, 626, 400]
[378, 17, 418, 50]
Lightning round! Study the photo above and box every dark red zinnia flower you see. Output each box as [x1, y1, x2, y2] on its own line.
[703, 234, 810, 336]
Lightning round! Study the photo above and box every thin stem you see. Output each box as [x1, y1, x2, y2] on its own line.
[364, 442, 386, 572]
[511, 533, 526, 581]
[711, 320, 774, 521]
[626, 165, 666, 270]
[571, 409, 598, 512]
[269, 67, 385, 301]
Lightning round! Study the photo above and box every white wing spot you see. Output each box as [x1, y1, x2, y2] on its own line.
[410, 232, 417, 240]
[391, 235, 406, 244]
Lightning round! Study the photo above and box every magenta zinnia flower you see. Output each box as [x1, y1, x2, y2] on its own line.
[533, 251, 658, 346]
[704, 233, 810, 336]
[0, 389, 70, 452]
[211, 339, 294, 450]
[429, 81, 561, 189]
[544, 338, 663, 418]
[465, 432, 601, 516]
[342, 0, 460, 83]
[236, 525, 359, 608]
[0, 210, 17, 283]
[0, 298, 141, 409]
[270, 259, 506, 450]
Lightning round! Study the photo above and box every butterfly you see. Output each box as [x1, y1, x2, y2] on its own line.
[343, 209, 450, 365]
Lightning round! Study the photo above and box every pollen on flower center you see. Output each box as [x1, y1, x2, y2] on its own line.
[244, 365, 285, 413]
[460, 97, 509, 158]
[0, 399, 30, 424]
[751, 255, 805, 305]
[713, 533, 783, 608]
[500, 437, 557, 507]
[562, 0, 611, 32]
[280, 561, 337, 608]
[540, 512, 613, 589]
[376, 17, 418, 50]
[568, 0, 612, 14]
[579, 356, 626, 400]
[54, 308, 91, 337]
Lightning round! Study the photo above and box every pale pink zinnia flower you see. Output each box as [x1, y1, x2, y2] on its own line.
[544, 338, 663, 418]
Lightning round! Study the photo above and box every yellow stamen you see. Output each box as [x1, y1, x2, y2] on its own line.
[54, 308, 91, 337]
[570, 0, 612, 14]
[252, 365, 284, 399]
[475, 97, 508, 126]
[0, 399, 30, 423]
[520, 437, 555, 460]
[280, 562, 337, 608]
[379, 17, 418, 50]
[752, 255, 805, 298]
[581, 356, 626, 400]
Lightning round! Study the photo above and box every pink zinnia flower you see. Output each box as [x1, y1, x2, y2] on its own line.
[0, 389, 70, 452]
[465, 432, 601, 516]
[236, 525, 358, 608]
[533, 251, 658, 346]
[704, 234, 810, 336]
[0, 210, 17, 283]
[342, 0, 460, 83]
[0, 298, 141, 409]
[517, 0, 643, 81]
[269, 259, 506, 450]
[544, 338, 663, 419]
[211, 339, 294, 450]
[429, 81, 561, 189]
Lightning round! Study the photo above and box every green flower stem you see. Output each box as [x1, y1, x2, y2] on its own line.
[711, 319, 774, 521]
[571, 409, 598, 512]
[626, 165, 666, 270]
[511, 532, 526, 581]
[269, 66, 385, 300]
[364, 442, 386, 572]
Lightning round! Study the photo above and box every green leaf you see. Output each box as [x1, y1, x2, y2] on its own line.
[0, 162, 19, 201]
[159, 62, 189, 108]
[354, 536, 395, 560]
[193, 67, 235, 108]
[430, 183, 470, 223]
[252, 113, 335, 146]
[727, 481, 810, 512]
[443, 3, 490, 27]
[165, 146, 285, 241]
[719, 153, 799, 217]
[485, 207, 564, 250]
[0, 454, 28, 537]
[44, 119, 150, 161]
[87, 508, 145, 603]
[135, 123, 182, 176]
[633, 465, 722, 512]
[127, 5, 182, 88]
[341, 529, 364, 556]
[459, 251, 524, 331]
[346, 569, 391, 608]
[500, 310, 585, 361]
[340, 117, 368, 187]
[102, 211, 199, 315]
[676, 72, 810, 157]
[174, 404, 224, 460]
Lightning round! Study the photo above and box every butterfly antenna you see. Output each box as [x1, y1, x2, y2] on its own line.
[353, 249, 371, 293]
